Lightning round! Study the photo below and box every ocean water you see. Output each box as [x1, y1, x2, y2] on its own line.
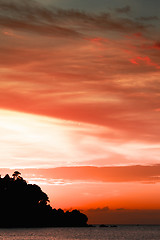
[0, 225, 159, 240]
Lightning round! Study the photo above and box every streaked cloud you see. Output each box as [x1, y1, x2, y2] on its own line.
[16, 165, 160, 184]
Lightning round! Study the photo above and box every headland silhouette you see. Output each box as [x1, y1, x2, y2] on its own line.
[0, 171, 88, 228]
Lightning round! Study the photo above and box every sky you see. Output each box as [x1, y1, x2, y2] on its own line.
[0, 0, 160, 224]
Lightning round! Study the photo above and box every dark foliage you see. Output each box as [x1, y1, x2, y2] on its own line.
[0, 172, 88, 228]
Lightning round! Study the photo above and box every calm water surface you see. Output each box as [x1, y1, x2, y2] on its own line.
[0, 226, 159, 240]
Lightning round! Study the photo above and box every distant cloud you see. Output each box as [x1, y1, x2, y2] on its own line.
[137, 16, 159, 21]
[86, 206, 110, 212]
[84, 208, 160, 224]
[116, 5, 131, 14]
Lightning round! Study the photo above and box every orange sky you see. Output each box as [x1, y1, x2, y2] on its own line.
[0, 0, 160, 224]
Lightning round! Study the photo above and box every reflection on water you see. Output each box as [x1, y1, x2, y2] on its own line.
[0, 226, 160, 240]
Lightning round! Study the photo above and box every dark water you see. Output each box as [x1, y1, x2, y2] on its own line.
[0, 225, 159, 240]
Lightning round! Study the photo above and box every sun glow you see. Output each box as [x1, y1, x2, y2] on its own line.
[0, 109, 112, 168]
[0, 109, 160, 169]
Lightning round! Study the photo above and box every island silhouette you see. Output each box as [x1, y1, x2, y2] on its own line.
[0, 171, 88, 228]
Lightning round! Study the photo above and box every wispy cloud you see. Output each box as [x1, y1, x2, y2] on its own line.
[0, 0, 150, 38]
[115, 5, 131, 14]
[137, 16, 159, 21]
[26, 177, 72, 186]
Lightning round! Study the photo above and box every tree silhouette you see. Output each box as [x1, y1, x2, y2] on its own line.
[0, 172, 88, 228]
[12, 171, 21, 180]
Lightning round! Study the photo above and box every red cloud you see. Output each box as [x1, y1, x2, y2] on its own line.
[130, 59, 139, 65]
[153, 42, 160, 49]
[130, 56, 160, 69]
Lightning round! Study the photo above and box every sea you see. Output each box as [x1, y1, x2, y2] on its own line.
[0, 225, 159, 240]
